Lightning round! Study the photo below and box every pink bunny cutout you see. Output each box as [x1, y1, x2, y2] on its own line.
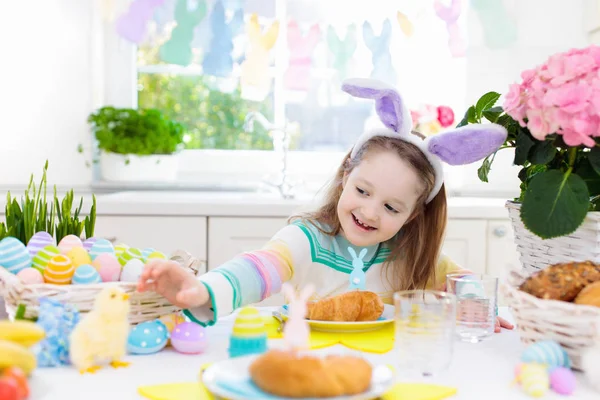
[434, 0, 466, 57]
[284, 20, 321, 91]
[282, 282, 314, 351]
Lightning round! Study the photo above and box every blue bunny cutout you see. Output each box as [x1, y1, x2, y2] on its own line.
[348, 247, 367, 290]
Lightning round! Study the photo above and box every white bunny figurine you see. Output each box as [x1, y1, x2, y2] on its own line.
[348, 247, 367, 290]
[282, 282, 315, 351]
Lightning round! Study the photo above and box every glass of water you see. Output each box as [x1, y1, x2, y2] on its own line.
[393, 290, 457, 377]
[446, 274, 498, 343]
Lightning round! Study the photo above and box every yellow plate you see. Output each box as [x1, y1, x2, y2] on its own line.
[279, 304, 394, 333]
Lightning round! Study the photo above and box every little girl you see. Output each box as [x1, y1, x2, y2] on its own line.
[137, 78, 514, 332]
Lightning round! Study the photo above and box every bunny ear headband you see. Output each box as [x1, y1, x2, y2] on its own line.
[342, 78, 508, 203]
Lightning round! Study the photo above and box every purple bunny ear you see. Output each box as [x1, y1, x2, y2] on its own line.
[341, 78, 412, 135]
[425, 124, 508, 165]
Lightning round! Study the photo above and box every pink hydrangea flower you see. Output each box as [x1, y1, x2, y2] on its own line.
[503, 45, 600, 147]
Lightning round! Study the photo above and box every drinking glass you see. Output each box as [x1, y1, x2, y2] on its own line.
[393, 290, 457, 377]
[446, 274, 498, 343]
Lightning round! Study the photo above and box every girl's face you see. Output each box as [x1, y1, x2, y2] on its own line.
[337, 150, 424, 247]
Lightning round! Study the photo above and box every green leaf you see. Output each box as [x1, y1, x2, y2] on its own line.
[529, 140, 557, 165]
[475, 92, 501, 116]
[521, 170, 589, 239]
[477, 157, 492, 182]
[575, 158, 600, 197]
[588, 147, 600, 175]
[482, 106, 503, 123]
[514, 130, 535, 166]
[457, 106, 476, 127]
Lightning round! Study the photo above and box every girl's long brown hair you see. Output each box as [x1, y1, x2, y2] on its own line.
[291, 135, 447, 292]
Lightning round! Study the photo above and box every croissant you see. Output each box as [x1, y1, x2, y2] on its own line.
[306, 290, 384, 322]
[249, 349, 372, 398]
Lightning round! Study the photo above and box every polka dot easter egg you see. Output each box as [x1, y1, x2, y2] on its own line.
[118, 247, 143, 267]
[17, 267, 44, 284]
[120, 258, 144, 282]
[82, 237, 97, 251]
[72, 264, 102, 284]
[32, 245, 60, 273]
[67, 247, 92, 268]
[521, 340, 571, 369]
[92, 253, 121, 282]
[26, 231, 56, 257]
[43, 254, 75, 284]
[158, 313, 186, 345]
[58, 234, 83, 255]
[0, 237, 32, 275]
[171, 322, 208, 354]
[88, 238, 115, 260]
[127, 320, 169, 355]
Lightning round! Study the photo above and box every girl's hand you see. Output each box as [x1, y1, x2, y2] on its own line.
[137, 259, 210, 309]
[495, 316, 514, 333]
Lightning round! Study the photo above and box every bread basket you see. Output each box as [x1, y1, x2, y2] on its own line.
[505, 201, 600, 370]
[0, 249, 203, 325]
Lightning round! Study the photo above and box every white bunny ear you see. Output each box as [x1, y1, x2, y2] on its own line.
[347, 247, 357, 259]
[299, 284, 315, 301]
[281, 283, 296, 302]
[358, 248, 368, 260]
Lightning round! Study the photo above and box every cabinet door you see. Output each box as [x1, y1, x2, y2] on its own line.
[93, 216, 207, 271]
[442, 220, 488, 274]
[207, 217, 288, 269]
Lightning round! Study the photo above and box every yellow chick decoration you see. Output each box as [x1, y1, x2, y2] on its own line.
[69, 286, 131, 374]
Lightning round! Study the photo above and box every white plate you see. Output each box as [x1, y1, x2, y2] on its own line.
[278, 304, 394, 333]
[202, 353, 396, 400]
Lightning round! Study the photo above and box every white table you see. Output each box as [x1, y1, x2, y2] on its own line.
[28, 307, 598, 400]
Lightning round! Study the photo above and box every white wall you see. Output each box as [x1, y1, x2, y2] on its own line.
[0, 1, 96, 189]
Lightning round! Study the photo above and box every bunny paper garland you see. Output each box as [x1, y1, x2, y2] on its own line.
[348, 247, 367, 290]
[282, 283, 314, 351]
[284, 20, 321, 92]
[363, 19, 397, 85]
[116, 0, 166, 44]
[342, 78, 507, 203]
[159, 0, 207, 66]
[470, 0, 518, 49]
[433, 0, 466, 58]
[201, 0, 244, 77]
[327, 24, 358, 80]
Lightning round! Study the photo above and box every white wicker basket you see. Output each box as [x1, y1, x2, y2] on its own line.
[0, 249, 203, 325]
[505, 200, 600, 370]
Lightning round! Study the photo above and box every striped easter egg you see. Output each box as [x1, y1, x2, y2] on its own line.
[32, 245, 61, 273]
[114, 243, 129, 259]
[26, 231, 56, 257]
[519, 363, 549, 397]
[232, 307, 266, 337]
[141, 247, 156, 261]
[43, 254, 75, 284]
[72, 264, 102, 284]
[67, 246, 92, 268]
[521, 340, 571, 369]
[89, 238, 115, 260]
[118, 247, 142, 266]
[0, 237, 32, 274]
[82, 237, 98, 251]
[146, 251, 166, 261]
[58, 234, 83, 255]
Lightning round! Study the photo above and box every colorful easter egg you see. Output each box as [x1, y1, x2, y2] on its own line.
[521, 340, 571, 369]
[82, 237, 97, 251]
[88, 238, 115, 260]
[43, 254, 75, 284]
[141, 247, 156, 261]
[72, 264, 102, 284]
[127, 320, 169, 355]
[67, 247, 92, 268]
[92, 253, 121, 282]
[146, 251, 166, 261]
[58, 235, 83, 255]
[31, 245, 60, 273]
[158, 313, 186, 345]
[519, 363, 549, 397]
[114, 243, 129, 259]
[120, 258, 144, 282]
[16, 267, 44, 284]
[0, 237, 32, 275]
[549, 367, 576, 395]
[228, 307, 267, 358]
[171, 322, 208, 354]
[118, 247, 142, 266]
[26, 231, 56, 257]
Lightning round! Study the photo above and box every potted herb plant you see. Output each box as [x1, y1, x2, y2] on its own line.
[86, 106, 185, 182]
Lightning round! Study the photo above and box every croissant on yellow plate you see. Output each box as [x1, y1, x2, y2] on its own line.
[305, 290, 384, 322]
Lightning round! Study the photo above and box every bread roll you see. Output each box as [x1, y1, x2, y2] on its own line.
[575, 281, 600, 307]
[306, 290, 384, 322]
[518, 261, 600, 301]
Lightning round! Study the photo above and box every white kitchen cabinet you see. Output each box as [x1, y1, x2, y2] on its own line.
[207, 217, 288, 269]
[487, 219, 521, 306]
[93, 216, 207, 268]
[442, 219, 488, 274]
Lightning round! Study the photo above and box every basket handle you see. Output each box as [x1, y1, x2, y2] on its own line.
[169, 250, 205, 276]
[0, 266, 24, 297]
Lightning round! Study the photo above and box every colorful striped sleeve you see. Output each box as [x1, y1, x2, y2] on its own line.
[183, 222, 311, 326]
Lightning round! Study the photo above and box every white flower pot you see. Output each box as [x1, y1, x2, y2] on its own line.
[99, 151, 179, 182]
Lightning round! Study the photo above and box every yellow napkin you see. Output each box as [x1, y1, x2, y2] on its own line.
[263, 316, 394, 353]
[138, 381, 456, 400]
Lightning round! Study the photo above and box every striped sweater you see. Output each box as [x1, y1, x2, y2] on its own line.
[183, 219, 466, 326]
